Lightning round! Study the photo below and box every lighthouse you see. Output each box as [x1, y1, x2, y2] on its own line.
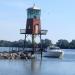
[20, 5, 47, 57]
[26, 4, 41, 34]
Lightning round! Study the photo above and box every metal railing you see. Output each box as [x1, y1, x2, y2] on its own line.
[40, 30, 48, 35]
[20, 29, 48, 35]
[20, 29, 26, 34]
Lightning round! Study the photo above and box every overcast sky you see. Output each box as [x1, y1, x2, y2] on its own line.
[0, 0, 75, 43]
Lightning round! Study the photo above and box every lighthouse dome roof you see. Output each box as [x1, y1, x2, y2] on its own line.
[27, 4, 41, 10]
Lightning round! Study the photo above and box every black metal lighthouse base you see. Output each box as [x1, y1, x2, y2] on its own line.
[20, 29, 47, 59]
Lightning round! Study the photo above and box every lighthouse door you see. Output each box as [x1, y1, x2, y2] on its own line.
[34, 25, 39, 34]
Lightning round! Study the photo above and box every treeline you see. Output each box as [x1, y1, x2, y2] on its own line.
[0, 39, 75, 49]
[56, 39, 75, 49]
[0, 39, 52, 48]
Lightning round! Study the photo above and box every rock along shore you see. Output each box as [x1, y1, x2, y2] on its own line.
[0, 52, 35, 59]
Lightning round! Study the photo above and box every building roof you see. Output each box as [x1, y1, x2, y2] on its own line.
[27, 4, 41, 10]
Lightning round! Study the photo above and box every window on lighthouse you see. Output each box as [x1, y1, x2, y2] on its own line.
[33, 10, 41, 19]
[27, 9, 41, 19]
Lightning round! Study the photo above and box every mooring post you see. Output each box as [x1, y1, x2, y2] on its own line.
[32, 34, 35, 54]
[23, 34, 26, 51]
[40, 34, 42, 59]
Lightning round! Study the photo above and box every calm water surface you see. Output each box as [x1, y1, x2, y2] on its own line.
[0, 49, 75, 75]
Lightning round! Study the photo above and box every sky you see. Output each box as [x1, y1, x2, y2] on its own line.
[0, 0, 75, 43]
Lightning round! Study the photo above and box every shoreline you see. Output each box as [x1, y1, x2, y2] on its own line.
[0, 52, 35, 59]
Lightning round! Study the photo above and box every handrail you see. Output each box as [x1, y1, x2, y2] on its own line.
[20, 29, 48, 35]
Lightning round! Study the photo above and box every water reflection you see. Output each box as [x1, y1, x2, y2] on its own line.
[0, 49, 75, 75]
[31, 59, 42, 75]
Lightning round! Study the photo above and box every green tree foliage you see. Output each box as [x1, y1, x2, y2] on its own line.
[1, 39, 75, 49]
[56, 39, 69, 49]
[0, 40, 12, 47]
[38, 39, 52, 48]
[69, 40, 75, 49]
[0, 40, 32, 47]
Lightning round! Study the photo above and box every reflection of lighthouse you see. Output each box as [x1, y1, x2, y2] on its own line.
[20, 5, 47, 57]
[31, 59, 42, 75]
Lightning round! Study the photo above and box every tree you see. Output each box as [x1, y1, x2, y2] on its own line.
[69, 40, 75, 49]
[38, 39, 52, 48]
[0, 40, 12, 47]
[56, 39, 69, 49]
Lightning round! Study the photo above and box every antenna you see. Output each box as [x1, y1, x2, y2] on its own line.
[33, 3, 35, 7]
[33, 0, 35, 6]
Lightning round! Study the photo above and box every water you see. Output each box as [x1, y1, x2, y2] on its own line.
[0, 48, 75, 75]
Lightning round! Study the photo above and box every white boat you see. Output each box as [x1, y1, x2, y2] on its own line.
[43, 46, 64, 58]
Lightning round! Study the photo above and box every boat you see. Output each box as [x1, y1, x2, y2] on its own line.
[43, 45, 64, 58]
